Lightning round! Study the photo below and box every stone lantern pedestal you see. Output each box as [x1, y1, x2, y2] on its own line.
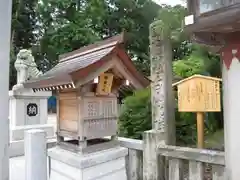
[48, 146, 128, 180]
[9, 49, 55, 157]
[9, 89, 54, 142]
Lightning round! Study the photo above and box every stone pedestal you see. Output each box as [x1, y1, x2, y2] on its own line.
[48, 146, 128, 180]
[9, 88, 54, 142]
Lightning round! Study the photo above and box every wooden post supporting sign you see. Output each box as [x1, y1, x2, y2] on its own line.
[196, 112, 204, 148]
[173, 74, 222, 148]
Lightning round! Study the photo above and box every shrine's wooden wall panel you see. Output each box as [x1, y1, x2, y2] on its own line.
[59, 91, 78, 132]
[82, 96, 118, 139]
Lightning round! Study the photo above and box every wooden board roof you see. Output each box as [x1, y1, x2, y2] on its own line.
[23, 33, 150, 91]
[172, 74, 222, 87]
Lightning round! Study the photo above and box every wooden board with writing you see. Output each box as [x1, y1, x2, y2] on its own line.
[176, 75, 221, 112]
[96, 73, 114, 95]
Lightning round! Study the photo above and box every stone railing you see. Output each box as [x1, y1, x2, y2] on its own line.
[116, 137, 225, 180]
[23, 133, 224, 180]
[158, 145, 225, 180]
[116, 137, 144, 180]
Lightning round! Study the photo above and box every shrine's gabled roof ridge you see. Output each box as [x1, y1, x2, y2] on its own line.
[23, 32, 150, 90]
[23, 46, 116, 89]
[23, 40, 120, 89]
[40, 46, 115, 79]
[59, 32, 125, 62]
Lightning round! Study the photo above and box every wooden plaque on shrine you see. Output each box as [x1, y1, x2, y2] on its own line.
[96, 73, 114, 95]
[173, 75, 222, 112]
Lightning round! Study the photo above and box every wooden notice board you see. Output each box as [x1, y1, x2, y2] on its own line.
[174, 75, 221, 112]
[173, 75, 222, 148]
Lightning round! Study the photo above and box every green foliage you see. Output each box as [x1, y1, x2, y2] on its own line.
[10, 0, 160, 89]
[156, 5, 187, 38]
[118, 4, 221, 144]
[175, 111, 197, 145]
[118, 88, 152, 139]
[173, 51, 205, 78]
[119, 87, 219, 145]
[35, 0, 159, 75]
[173, 43, 221, 78]
[176, 111, 219, 146]
[10, 0, 39, 88]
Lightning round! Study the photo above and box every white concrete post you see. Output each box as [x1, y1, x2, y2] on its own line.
[222, 44, 240, 180]
[25, 129, 47, 180]
[0, 0, 12, 180]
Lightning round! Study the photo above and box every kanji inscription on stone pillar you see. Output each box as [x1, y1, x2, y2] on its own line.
[150, 21, 165, 132]
[149, 20, 175, 144]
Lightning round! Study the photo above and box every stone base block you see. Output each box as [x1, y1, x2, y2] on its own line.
[10, 124, 55, 141]
[48, 146, 128, 180]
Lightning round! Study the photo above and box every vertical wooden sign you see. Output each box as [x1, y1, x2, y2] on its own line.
[173, 74, 222, 148]
[96, 73, 114, 95]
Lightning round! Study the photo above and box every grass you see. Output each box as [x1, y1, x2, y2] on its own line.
[205, 129, 224, 150]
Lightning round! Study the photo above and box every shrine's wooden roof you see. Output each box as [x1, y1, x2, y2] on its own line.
[185, 1, 240, 46]
[23, 33, 150, 91]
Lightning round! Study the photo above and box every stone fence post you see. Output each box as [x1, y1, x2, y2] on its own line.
[143, 130, 165, 180]
[25, 129, 47, 180]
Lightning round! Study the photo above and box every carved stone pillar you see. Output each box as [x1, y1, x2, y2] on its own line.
[149, 20, 175, 145]
[143, 20, 176, 180]
[221, 42, 240, 180]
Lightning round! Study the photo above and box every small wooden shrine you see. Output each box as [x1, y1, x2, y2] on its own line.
[24, 33, 150, 153]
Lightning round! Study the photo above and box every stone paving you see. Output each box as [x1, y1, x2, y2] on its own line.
[10, 156, 25, 180]
[10, 114, 56, 180]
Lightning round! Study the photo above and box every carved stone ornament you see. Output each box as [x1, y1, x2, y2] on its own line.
[13, 49, 43, 90]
